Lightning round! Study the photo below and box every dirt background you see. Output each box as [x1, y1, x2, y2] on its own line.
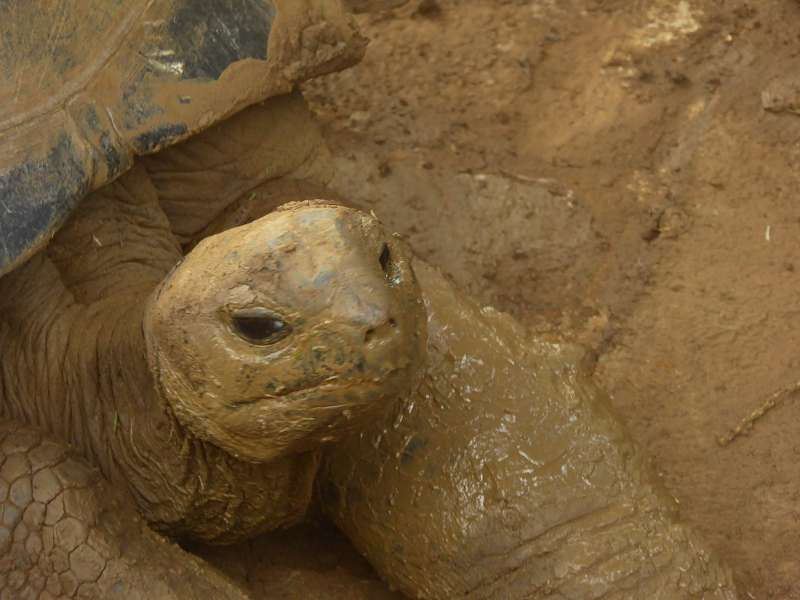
[204, 1, 800, 597]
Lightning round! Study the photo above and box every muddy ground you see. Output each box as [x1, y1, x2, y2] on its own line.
[203, 1, 800, 597]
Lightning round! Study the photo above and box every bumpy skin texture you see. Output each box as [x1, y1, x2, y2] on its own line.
[321, 261, 738, 599]
[0, 420, 247, 599]
[145, 202, 425, 464]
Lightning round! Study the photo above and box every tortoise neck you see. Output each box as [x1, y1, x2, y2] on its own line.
[0, 254, 190, 497]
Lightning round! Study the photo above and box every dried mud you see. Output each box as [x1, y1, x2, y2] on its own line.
[208, 0, 800, 598]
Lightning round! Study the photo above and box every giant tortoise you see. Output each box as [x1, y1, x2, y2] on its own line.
[0, 1, 737, 599]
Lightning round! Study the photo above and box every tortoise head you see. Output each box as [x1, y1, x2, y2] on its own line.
[144, 202, 427, 463]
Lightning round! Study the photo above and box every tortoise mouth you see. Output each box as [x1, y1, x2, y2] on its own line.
[227, 367, 407, 409]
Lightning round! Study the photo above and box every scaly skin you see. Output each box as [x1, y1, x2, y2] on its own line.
[0, 420, 247, 599]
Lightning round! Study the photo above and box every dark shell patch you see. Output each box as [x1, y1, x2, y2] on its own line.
[133, 123, 189, 154]
[0, 134, 88, 275]
[167, 0, 276, 80]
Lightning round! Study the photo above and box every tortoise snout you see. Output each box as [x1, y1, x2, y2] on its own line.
[329, 235, 418, 376]
[352, 298, 405, 371]
[363, 316, 402, 367]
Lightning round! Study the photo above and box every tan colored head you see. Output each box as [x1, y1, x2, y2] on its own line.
[144, 202, 426, 463]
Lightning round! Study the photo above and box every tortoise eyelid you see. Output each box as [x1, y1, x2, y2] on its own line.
[229, 307, 292, 345]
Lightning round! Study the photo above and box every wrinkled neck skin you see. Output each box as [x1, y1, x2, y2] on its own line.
[0, 261, 169, 506]
[0, 170, 319, 545]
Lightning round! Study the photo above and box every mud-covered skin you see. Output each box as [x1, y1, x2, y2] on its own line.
[146, 201, 426, 463]
[0, 420, 247, 599]
[322, 260, 738, 599]
[1, 177, 738, 597]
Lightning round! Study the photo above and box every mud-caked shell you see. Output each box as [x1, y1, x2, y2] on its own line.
[0, 0, 364, 277]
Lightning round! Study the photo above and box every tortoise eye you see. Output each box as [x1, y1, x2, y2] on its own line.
[231, 308, 292, 345]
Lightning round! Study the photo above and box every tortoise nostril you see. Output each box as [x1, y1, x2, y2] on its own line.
[379, 243, 391, 275]
[378, 243, 404, 287]
[364, 318, 397, 345]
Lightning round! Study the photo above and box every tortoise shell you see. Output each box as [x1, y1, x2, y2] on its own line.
[0, 0, 363, 276]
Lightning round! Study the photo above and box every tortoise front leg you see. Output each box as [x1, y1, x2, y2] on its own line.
[321, 261, 737, 599]
[0, 420, 247, 600]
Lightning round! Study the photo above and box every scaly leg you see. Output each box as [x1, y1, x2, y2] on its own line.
[0, 420, 247, 600]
